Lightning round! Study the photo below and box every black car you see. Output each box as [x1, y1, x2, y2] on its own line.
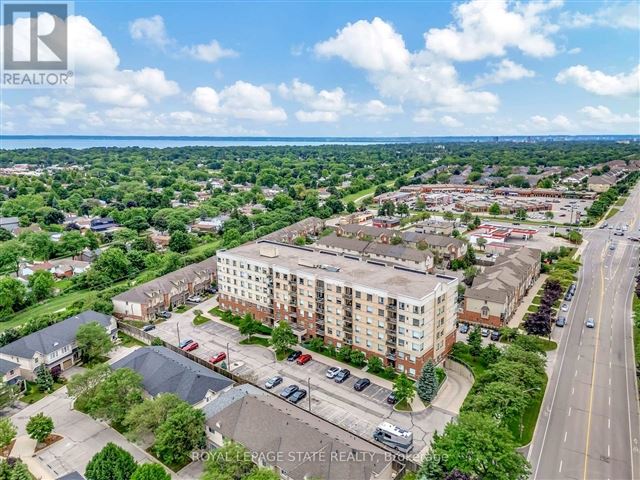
[142, 324, 156, 332]
[288, 389, 307, 404]
[354, 378, 371, 391]
[287, 350, 302, 362]
[386, 392, 397, 404]
[280, 385, 299, 398]
[490, 330, 501, 341]
[205, 286, 218, 294]
[334, 369, 351, 383]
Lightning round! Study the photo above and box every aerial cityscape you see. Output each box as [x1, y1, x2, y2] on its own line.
[0, 1, 639, 480]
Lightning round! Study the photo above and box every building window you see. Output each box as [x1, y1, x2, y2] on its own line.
[481, 306, 490, 318]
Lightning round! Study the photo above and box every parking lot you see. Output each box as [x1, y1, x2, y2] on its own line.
[150, 303, 461, 454]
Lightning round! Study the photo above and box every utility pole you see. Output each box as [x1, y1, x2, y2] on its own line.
[307, 377, 311, 412]
[226, 342, 231, 367]
[176, 323, 181, 346]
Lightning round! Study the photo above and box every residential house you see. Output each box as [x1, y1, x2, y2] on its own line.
[458, 247, 541, 328]
[112, 257, 217, 321]
[414, 220, 455, 236]
[18, 259, 91, 280]
[110, 346, 233, 407]
[0, 311, 117, 379]
[0, 358, 23, 388]
[372, 217, 401, 228]
[262, 217, 325, 244]
[191, 215, 230, 233]
[74, 248, 103, 263]
[203, 387, 393, 480]
[90, 217, 119, 232]
[0, 217, 19, 235]
[587, 175, 616, 192]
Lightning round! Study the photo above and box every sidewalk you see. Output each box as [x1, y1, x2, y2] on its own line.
[10, 435, 55, 480]
[508, 273, 548, 328]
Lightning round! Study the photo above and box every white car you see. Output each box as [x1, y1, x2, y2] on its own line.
[326, 366, 341, 379]
[561, 303, 569, 312]
[187, 295, 202, 303]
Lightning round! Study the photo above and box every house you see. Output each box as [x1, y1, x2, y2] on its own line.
[587, 175, 616, 192]
[18, 259, 91, 280]
[335, 224, 399, 244]
[90, 217, 119, 232]
[0, 358, 23, 388]
[337, 211, 374, 225]
[400, 232, 468, 260]
[149, 232, 171, 250]
[372, 216, 400, 228]
[112, 257, 217, 321]
[262, 217, 325, 244]
[13, 224, 42, 236]
[110, 346, 233, 407]
[203, 388, 393, 480]
[191, 215, 230, 233]
[0, 217, 19, 235]
[459, 247, 541, 328]
[414, 220, 455, 236]
[74, 248, 102, 263]
[0, 311, 117, 379]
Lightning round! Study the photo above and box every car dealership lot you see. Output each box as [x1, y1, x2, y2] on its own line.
[150, 306, 456, 454]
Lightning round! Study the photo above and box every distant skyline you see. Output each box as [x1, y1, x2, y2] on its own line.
[2, 0, 639, 136]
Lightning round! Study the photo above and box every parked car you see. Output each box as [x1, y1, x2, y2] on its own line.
[480, 328, 490, 337]
[182, 341, 199, 352]
[561, 303, 569, 312]
[386, 392, 398, 404]
[354, 378, 371, 391]
[287, 350, 302, 362]
[609, 243, 616, 251]
[458, 323, 469, 334]
[157, 310, 171, 319]
[564, 293, 572, 301]
[556, 316, 566, 327]
[142, 324, 155, 332]
[629, 236, 639, 242]
[326, 366, 341, 378]
[490, 330, 501, 341]
[334, 369, 351, 383]
[178, 339, 193, 349]
[289, 389, 308, 404]
[296, 354, 312, 365]
[280, 385, 299, 398]
[187, 295, 203, 303]
[585, 318, 595, 328]
[209, 352, 226, 364]
[265, 376, 283, 389]
[205, 286, 218, 294]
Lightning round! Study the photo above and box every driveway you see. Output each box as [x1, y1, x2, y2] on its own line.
[152, 301, 468, 454]
[10, 388, 173, 479]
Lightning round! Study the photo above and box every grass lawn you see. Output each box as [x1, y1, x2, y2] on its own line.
[145, 447, 191, 473]
[118, 331, 146, 347]
[509, 373, 548, 446]
[83, 356, 110, 368]
[342, 169, 418, 205]
[614, 196, 628, 207]
[21, 380, 66, 404]
[276, 349, 292, 361]
[396, 399, 412, 411]
[174, 305, 190, 313]
[193, 315, 210, 326]
[606, 207, 620, 219]
[633, 296, 640, 381]
[188, 239, 222, 256]
[239, 336, 270, 347]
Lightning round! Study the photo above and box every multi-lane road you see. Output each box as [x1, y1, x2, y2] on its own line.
[529, 183, 640, 480]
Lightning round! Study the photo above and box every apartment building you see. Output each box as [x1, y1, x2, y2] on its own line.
[217, 241, 458, 377]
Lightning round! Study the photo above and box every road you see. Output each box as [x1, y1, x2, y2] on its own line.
[528, 183, 640, 480]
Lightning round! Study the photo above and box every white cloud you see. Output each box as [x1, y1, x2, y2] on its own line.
[413, 109, 435, 123]
[129, 15, 171, 49]
[567, 47, 581, 55]
[530, 114, 574, 131]
[128, 68, 180, 99]
[556, 64, 640, 96]
[560, 2, 639, 30]
[579, 105, 638, 125]
[357, 100, 403, 117]
[183, 40, 238, 62]
[192, 81, 287, 122]
[278, 79, 350, 112]
[440, 115, 463, 128]
[314, 17, 411, 73]
[295, 111, 340, 123]
[424, 0, 561, 62]
[473, 59, 535, 86]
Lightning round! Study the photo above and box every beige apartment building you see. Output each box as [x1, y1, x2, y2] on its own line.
[217, 241, 459, 377]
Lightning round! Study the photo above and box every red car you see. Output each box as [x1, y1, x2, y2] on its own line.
[209, 352, 226, 364]
[182, 342, 199, 352]
[296, 354, 312, 365]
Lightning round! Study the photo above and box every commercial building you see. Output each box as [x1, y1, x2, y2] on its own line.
[372, 216, 400, 228]
[458, 247, 541, 328]
[217, 241, 458, 377]
[112, 257, 217, 321]
[0, 311, 117, 380]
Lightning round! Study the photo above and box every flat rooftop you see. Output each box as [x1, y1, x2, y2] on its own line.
[221, 241, 456, 300]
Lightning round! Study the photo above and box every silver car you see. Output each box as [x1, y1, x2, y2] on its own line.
[326, 366, 341, 379]
[265, 376, 283, 389]
[585, 318, 595, 328]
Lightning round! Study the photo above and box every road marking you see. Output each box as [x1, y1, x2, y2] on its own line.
[559, 460, 563, 473]
[568, 407, 572, 417]
[608, 445, 611, 457]
[608, 418, 611, 429]
[609, 396, 611, 406]
[575, 369, 578, 377]
[564, 431, 568, 443]
[571, 387, 575, 395]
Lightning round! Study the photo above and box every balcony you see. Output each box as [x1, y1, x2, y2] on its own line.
[343, 325, 353, 333]
[386, 336, 397, 346]
[386, 326, 397, 334]
[386, 304, 397, 311]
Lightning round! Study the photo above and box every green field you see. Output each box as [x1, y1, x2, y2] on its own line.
[605, 207, 620, 219]
[342, 169, 418, 205]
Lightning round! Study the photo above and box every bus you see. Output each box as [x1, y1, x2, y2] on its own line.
[373, 422, 414, 453]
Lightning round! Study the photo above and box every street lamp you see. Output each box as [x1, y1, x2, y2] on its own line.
[307, 377, 311, 412]
[519, 387, 541, 440]
[226, 342, 230, 367]
[176, 323, 181, 346]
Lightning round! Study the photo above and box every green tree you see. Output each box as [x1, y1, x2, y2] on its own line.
[443, 211, 455, 221]
[153, 403, 205, 466]
[35, 366, 54, 393]
[124, 216, 150, 233]
[28, 270, 55, 301]
[131, 464, 171, 480]
[465, 382, 529, 426]
[270, 321, 296, 356]
[24, 232, 55, 260]
[87, 368, 144, 425]
[202, 439, 256, 480]
[0, 277, 27, 319]
[85, 442, 137, 480]
[76, 321, 113, 363]
[367, 356, 383, 373]
[123, 393, 185, 441]
[489, 203, 502, 216]
[544, 211, 554, 220]
[460, 211, 473, 224]
[8, 461, 31, 480]
[476, 237, 487, 250]
[26, 413, 53, 444]
[346, 201, 356, 213]
[467, 326, 482, 357]
[417, 360, 439, 404]
[238, 314, 261, 340]
[0, 229, 12, 242]
[349, 349, 366, 367]
[245, 469, 281, 480]
[58, 231, 88, 257]
[67, 364, 111, 399]
[419, 412, 530, 480]
[514, 208, 527, 221]
[568, 230, 582, 244]
[480, 343, 502, 365]
[92, 248, 131, 281]
[0, 419, 16, 449]
[397, 203, 410, 217]
[169, 231, 193, 253]
[392, 373, 416, 406]
[336, 345, 351, 362]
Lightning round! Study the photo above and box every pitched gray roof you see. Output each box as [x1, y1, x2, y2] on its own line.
[0, 358, 19, 375]
[206, 394, 391, 480]
[112, 257, 216, 304]
[110, 346, 233, 404]
[57, 472, 85, 480]
[315, 233, 369, 253]
[0, 311, 112, 359]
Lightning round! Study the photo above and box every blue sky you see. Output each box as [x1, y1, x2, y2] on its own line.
[2, 0, 639, 136]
